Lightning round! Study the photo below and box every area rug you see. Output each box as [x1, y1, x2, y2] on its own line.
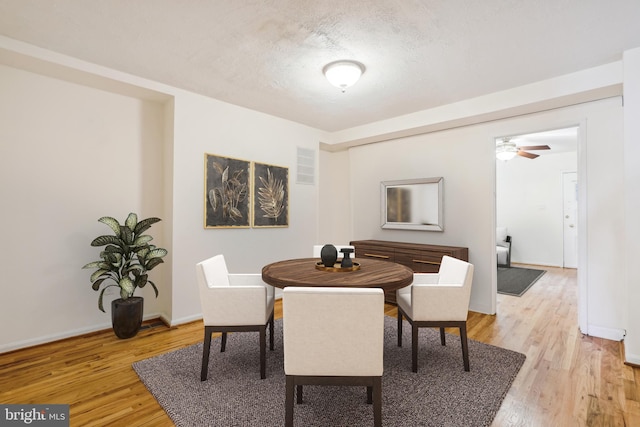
[133, 318, 525, 427]
[497, 266, 546, 296]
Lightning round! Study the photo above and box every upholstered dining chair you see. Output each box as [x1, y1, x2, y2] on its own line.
[283, 287, 384, 427]
[196, 254, 275, 381]
[396, 255, 475, 372]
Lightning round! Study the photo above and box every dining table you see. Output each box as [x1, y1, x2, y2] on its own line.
[261, 257, 414, 295]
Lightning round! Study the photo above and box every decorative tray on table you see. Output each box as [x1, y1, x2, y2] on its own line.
[315, 261, 361, 272]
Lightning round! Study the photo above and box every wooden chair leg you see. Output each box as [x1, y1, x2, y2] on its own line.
[367, 386, 372, 404]
[412, 324, 419, 373]
[285, 376, 294, 427]
[221, 332, 227, 352]
[372, 376, 382, 427]
[259, 325, 266, 379]
[440, 327, 446, 346]
[201, 327, 212, 381]
[269, 312, 275, 351]
[397, 310, 403, 347]
[460, 323, 470, 371]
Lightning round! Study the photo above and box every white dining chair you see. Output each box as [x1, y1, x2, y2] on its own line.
[396, 255, 475, 372]
[283, 287, 384, 427]
[196, 254, 275, 381]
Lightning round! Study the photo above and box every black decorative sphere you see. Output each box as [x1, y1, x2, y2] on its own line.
[320, 244, 338, 267]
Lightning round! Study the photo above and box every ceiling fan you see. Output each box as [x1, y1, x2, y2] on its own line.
[496, 137, 550, 160]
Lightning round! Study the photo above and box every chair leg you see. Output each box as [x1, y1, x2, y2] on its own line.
[372, 376, 382, 427]
[296, 385, 303, 404]
[412, 323, 419, 373]
[440, 327, 446, 346]
[285, 376, 294, 427]
[221, 332, 227, 352]
[397, 310, 403, 347]
[460, 323, 470, 372]
[259, 325, 266, 379]
[201, 327, 212, 381]
[269, 311, 275, 351]
[367, 386, 372, 404]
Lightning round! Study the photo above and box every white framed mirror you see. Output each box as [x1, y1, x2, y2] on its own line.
[380, 177, 443, 231]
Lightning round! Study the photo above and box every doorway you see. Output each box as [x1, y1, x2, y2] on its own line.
[495, 126, 578, 268]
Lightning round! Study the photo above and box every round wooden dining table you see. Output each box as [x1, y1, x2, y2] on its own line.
[261, 257, 414, 292]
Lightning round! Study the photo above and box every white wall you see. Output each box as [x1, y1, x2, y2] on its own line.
[623, 47, 640, 364]
[582, 103, 626, 340]
[326, 97, 626, 333]
[318, 149, 351, 245]
[347, 126, 496, 315]
[497, 151, 577, 266]
[169, 92, 322, 323]
[0, 61, 324, 351]
[0, 64, 168, 351]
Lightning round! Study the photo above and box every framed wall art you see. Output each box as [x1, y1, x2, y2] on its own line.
[204, 153, 251, 228]
[252, 162, 289, 228]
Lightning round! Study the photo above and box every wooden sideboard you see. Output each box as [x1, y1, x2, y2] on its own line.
[350, 239, 469, 304]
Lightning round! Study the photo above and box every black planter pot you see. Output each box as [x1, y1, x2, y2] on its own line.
[111, 296, 144, 339]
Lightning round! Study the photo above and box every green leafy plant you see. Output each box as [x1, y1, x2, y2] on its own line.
[82, 213, 168, 312]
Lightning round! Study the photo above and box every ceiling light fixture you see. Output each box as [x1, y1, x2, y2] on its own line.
[323, 60, 365, 92]
[496, 138, 518, 161]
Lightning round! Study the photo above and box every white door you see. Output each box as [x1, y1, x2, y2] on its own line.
[562, 171, 578, 268]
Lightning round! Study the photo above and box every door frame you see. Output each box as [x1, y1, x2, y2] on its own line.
[492, 121, 587, 333]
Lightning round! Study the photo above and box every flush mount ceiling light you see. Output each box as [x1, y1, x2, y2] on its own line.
[323, 60, 365, 92]
[495, 138, 518, 161]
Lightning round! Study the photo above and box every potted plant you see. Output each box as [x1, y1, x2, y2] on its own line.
[82, 213, 168, 338]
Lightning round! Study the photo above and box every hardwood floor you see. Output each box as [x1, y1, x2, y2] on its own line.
[1, 265, 638, 426]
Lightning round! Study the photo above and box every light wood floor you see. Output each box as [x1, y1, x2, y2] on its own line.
[1, 265, 638, 426]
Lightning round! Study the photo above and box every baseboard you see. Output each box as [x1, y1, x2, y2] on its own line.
[0, 323, 107, 354]
[0, 312, 164, 354]
[582, 324, 626, 341]
[624, 356, 640, 368]
[469, 301, 495, 315]
[622, 341, 640, 367]
[511, 261, 563, 269]
[165, 313, 203, 327]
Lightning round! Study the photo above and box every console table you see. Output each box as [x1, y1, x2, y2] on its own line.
[349, 240, 469, 304]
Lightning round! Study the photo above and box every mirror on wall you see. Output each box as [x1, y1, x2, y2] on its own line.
[380, 177, 443, 231]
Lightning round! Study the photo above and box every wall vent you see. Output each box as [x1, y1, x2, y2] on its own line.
[296, 147, 315, 185]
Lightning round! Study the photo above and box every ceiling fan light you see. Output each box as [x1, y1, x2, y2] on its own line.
[323, 61, 365, 92]
[496, 150, 517, 161]
[496, 141, 518, 161]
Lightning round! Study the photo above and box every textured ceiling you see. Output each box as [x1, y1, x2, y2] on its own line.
[1, 1, 640, 132]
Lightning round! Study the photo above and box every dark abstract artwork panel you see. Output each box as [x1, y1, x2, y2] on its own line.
[252, 162, 289, 228]
[204, 154, 251, 228]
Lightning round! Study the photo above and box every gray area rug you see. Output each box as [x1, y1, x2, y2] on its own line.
[133, 317, 525, 427]
[497, 266, 547, 296]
